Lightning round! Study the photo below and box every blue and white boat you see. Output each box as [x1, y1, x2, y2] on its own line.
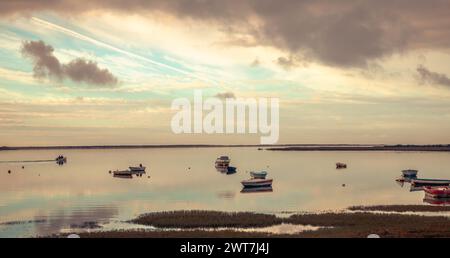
[250, 171, 267, 179]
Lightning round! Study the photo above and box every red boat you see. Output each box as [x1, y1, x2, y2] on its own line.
[424, 186, 450, 198]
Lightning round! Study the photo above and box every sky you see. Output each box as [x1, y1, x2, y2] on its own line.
[1, 0, 450, 146]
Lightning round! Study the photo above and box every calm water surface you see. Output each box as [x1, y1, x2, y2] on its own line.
[1, 147, 449, 237]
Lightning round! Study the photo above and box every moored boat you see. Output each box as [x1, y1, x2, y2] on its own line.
[411, 178, 450, 187]
[129, 164, 146, 173]
[250, 171, 267, 179]
[55, 155, 67, 162]
[241, 178, 273, 188]
[424, 186, 450, 198]
[401, 169, 418, 178]
[215, 156, 230, 167]
[336, 162, 347, 169]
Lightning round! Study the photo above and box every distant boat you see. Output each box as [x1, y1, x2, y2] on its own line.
[241, 178, 273, 188]
[55, 155, 67, 163]
[424, 186, 450, 198]
[411, 178, 450, 187]
[401, 169, 418, 178]
[250, 171, 267, 179]
[336, 162, 347, 169]
[129, 164, 146, 173]
[215, 156, 230, 167]
[113, 170, 133, 176]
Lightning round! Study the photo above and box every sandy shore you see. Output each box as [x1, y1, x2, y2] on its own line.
[58, 206, 450, 238]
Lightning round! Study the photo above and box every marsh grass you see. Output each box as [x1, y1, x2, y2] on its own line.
[65, 209, 450, 238]
[131, 210, 282, 228]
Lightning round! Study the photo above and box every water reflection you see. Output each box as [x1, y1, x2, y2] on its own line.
[215, 166, 237, 175]
[2, 148, 450, 237]
[423, 197, 450, 206]
[241, 186, 273, 193]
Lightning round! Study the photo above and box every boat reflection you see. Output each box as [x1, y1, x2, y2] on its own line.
[423, 197, 450, 206]
[241, 186, 273, 193]
[410, 185, 424, 192]
[215, 166, 237, 175]
[113, 174, 133, 179]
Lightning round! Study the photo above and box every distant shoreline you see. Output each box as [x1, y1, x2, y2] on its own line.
[266, 144, 450, 152]
[1, 144, 450, 152]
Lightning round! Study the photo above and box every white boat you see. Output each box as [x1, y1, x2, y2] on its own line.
[241, 178, 273, 188]
[401, 169, 418, 178]
[215, 156, 230, 167]
[250, 171, 267, 179]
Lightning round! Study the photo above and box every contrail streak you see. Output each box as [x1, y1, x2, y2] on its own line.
[31, 17, 217, 84]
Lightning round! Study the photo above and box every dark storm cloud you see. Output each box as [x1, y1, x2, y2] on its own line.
[5, 1, 450, 68]
[417, 65, 450, 87]
[21, 40, 118, 86]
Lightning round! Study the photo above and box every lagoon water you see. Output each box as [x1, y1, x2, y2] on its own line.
[1, 147, 449, 237]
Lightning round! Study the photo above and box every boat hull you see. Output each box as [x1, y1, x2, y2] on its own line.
[424, 187, 450, 198]
[411, 179, 450, 187]
[241, 179, 273, 188]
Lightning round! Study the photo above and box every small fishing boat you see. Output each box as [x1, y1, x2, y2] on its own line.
[241, 178, 273, 188]
[129, 164, 146, 173]
[250, 171, 267, 179]
[55, 155, 67, 162]
[336, 162, 347, 169]
[113, 170, 133, 176]
[411, 178, 450, 187]
[215, 156, 230, 167]
[401, 169, 418, 178]
[424, 186, 450, 198]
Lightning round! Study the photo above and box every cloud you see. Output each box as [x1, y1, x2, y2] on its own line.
[417, 65, 450, 87]
[277, 55, 306, 70]
[3, 1, 450, 68]
[21, 40, 118, 86]
[215, 91, 236, 99]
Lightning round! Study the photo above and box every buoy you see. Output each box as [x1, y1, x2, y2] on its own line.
[342, 184, 346, 187]
[22, 166, 25, 169]
[8, 170, 11, 174]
